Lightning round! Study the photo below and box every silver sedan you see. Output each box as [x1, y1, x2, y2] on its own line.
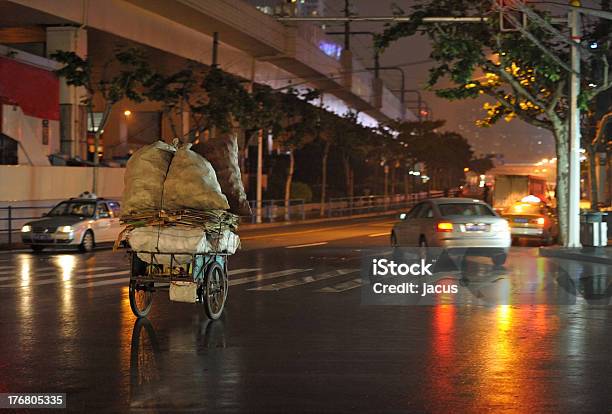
[391, 198, 511, 265]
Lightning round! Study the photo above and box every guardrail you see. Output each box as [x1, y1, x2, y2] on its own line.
[0, 205, 55, 248]
[0, 191, 454, 249]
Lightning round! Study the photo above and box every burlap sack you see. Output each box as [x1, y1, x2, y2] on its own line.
[193, 134, 252, 216]
[163, 144, 229, 211]
[122, 140, 176, 215]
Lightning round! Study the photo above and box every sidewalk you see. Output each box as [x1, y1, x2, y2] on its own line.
[539, 244, 612, 265]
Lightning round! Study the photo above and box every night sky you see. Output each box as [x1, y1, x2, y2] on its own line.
[325, 0, 558, 163]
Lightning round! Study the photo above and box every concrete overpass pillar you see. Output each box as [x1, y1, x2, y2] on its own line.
[46, 26, 88, 159]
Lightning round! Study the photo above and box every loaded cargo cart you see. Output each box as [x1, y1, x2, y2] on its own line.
[128, 250, 229, 320]
[117, 139, 248, 320]
[118, 208, 240, 320]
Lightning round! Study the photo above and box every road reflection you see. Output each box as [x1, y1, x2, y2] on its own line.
[129, 316, 227, 410]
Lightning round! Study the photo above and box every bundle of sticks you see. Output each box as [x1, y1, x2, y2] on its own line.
[121, 209, 239, 231]
[115, 209, 239, 251]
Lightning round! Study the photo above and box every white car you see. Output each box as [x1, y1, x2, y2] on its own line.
[391, 198, 511, 266]
[21, 198, 124, 252]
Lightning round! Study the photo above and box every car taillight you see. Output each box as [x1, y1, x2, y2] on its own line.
[437, 222, 454, 232]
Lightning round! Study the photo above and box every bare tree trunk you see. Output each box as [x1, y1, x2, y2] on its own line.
[320, 141, 330, 217]
[586, 145, 599, 207]
[553, 124, 569, 246]
[390, 164, 396, 195]
[284, 149, 295, 221]
[342, 155, 351, 198]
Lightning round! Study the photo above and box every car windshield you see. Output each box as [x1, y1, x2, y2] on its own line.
[438, 203, 495, 217]
[48, 201, 96, 217]
[507, 203, 542, 215]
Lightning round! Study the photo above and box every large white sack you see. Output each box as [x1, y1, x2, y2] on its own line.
[129, 226, 208, 265]
[207, 229, 241, 254]
[122, 140, 176, 215]
[162, 144, 229, 211]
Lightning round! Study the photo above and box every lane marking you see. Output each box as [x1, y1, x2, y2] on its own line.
[228, 268, 261, 276]
[286, 242, 328, 249]
[249, 268, 358, 291]
[73, 278, 130, 289]
[241, 220, 395, 241]
[229, 268, 311, 286]
[317, 278, 363, 293]
[368, 232, 389, 238]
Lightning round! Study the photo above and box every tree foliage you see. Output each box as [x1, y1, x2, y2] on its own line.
[376, 0, 612, 245]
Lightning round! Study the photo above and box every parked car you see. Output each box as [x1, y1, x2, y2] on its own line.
[21, 197, 123, 252]
[502, 200, 558, 245]
[391, 198, 511, 266]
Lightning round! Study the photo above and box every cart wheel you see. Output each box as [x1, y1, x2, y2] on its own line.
[200, 261, 228, 320]
[129, 280, 153, 318]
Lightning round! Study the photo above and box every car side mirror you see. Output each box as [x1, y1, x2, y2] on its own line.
[399, 213, 407, 220]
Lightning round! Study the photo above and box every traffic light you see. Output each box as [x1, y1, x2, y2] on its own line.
[497, 0, 527, 32]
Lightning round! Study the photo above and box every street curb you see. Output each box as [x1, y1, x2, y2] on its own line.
[239, 210, 401, 231]
[539, 246, 612, 265]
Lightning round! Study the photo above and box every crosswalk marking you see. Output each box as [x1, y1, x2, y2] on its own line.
[317, 278, 363, 293]
[0, 270, 130, 288]
[0, 265, 365, 293]
[228, 268, 260, 276]
[229, 268, 311, 286]
[0, 266, 116, 280]
[73, 278, 130, 289]
[249, 269, 358, 291]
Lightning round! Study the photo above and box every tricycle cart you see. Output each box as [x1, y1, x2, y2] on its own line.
[128, 250, 229, 320]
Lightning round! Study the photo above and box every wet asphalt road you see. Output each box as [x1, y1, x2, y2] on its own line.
[0, 216, 611, 413]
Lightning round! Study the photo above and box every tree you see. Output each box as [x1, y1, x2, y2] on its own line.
[52, 48, 153, 192]
[469, 154, 496, 175]
[377, 1, 612, 245]
[396, 120, 473, 189]
[331, 111, 373, 199]
[142, 67, 198, 140]
[274, 88, 320, 219]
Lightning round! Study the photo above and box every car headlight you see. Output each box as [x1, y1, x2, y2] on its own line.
[21, 225, 31, 233]
[58, 225, 74, 233]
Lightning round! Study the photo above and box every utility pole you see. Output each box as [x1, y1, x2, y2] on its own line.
[343, 0, 350, 50]
[212, 32, 219, 68]
[249, 57, 263, 224]
[568, 0, 581, 247]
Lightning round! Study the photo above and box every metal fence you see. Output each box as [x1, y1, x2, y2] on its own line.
[0, 191, 451, 249]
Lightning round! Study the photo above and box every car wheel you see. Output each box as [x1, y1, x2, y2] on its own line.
[492, 253, 507, 266]
[31, 245, 44, 253]
[511, 236, 519, 245]
[79, 230, 95, 253]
